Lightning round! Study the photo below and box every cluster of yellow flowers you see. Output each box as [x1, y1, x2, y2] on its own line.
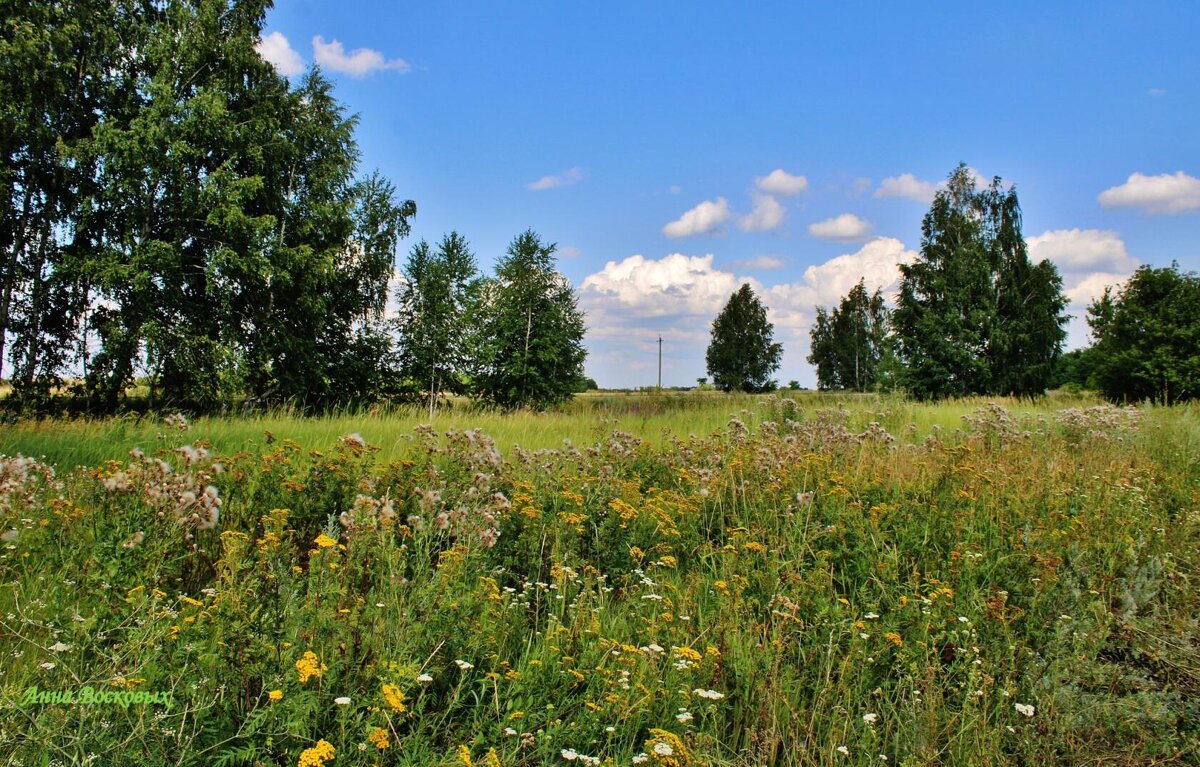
[313, 533, 337, 549]
[367, 727, 390, 749]
[382, 682, 406, 713]
[296, 651, 327, 683]
[297, 739, 335, 767]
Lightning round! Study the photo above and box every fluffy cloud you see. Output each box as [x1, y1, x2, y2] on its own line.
[770, 237, 916, 315]
[737, 194, 786, 233]
[874, 173, 938, 203]
[807, 213, 872, 242]
[1027, 228, 1140, 349]
[580, 253, 744, 320]
[1026, 229, 1137, 274]
[1147, 87, 1167, 97]
[755, 169, 808, 197]
[1097, 171, 1200, 214]
[257, 32, 304, 76]
[313, 36, 410, 77]
[526, 167, 583, 191]
[577, 237, 917, 388]
[662, 198, 731, 238]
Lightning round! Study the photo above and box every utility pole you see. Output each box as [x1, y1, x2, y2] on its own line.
[657, 336, 663, 389]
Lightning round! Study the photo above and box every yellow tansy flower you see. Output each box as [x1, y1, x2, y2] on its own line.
[296, 651, 327, 683]
[382, 683, 406, 713]
[367, 727, 390, 749]
[268, 689, 283, 702]
[297, 739, 335, 767]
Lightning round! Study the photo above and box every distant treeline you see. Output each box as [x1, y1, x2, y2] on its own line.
[804, 166, 1199, 404]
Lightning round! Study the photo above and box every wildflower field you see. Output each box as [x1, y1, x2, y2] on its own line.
[1, 394, 1198, 766]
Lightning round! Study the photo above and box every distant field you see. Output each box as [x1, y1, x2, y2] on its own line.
[2, 389, 1107, 467]
[2, 393, 1198, 766]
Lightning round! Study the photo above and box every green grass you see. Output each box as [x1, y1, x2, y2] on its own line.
[1, 392, 1197, 766]
[1, 389, 1106, 467]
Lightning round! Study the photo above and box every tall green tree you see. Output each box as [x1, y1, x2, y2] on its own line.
[893, 164, 1066, 399]
[50, 1, 415, 412]
[706, 284, 782, 393]
[808, 279, 893, 391]
[395, 231, 479, 415]
[474, 230, 587, 410]
[1087, 264, 1200, 404]
[0, 0, 122, 408]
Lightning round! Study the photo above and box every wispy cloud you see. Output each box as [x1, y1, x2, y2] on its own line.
[257, 32, 305, 76]
[731, 255, 786, 271]
[1147, 87, 1167, 97]
[312, 36, 410, 77]
[526, 167, 583, 191]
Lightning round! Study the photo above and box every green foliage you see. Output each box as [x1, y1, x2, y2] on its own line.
[808, 279, 895, 391]
[1, 0, 414, 415]
[473, 230, 588, 410]
[1048, 347, 1097, 391]
[394, 232, 480, 413]
[1087, 263, 1200, 404]
[705, 284, 782, 393]
[893, 164, 1068, 400]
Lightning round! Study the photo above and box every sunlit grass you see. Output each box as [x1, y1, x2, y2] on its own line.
[1, 392, 1196, 766]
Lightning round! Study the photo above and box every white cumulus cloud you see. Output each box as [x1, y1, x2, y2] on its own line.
[577, 237, 918, 388]
[313, 36, 410, 77]
[738, 194, 786, 233]
[875, 173, 938, 203]
[807, 213, 873, 242]
[662, 198, 731, 238]
[1026, 229, 1137, 274]
[769, 237, 917, 315]
[755, 169, 808, 197]
[1027, 228, 1140, 349]
[1097, 171, 1200, 215]
[526, 167, 583, 191]
[580, 253, 744, 319]
[257, 32, 304, 76]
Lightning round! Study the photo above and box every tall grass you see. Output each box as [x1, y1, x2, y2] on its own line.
[1, 394, 1196, 766]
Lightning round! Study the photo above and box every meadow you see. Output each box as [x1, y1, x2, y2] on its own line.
[1, 393, 1198, 766]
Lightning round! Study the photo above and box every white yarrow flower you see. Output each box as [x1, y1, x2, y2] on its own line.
[49, 642, 72, 653]
[1015, 702, 1035, 717]
[417, 673, 434, 683]
[334, 696, 351, 705]
[454, 659, 474, 670]
[862, 712, 879, 725]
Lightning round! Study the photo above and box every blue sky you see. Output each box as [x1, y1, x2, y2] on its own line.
[257, 1, 1200, 388]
